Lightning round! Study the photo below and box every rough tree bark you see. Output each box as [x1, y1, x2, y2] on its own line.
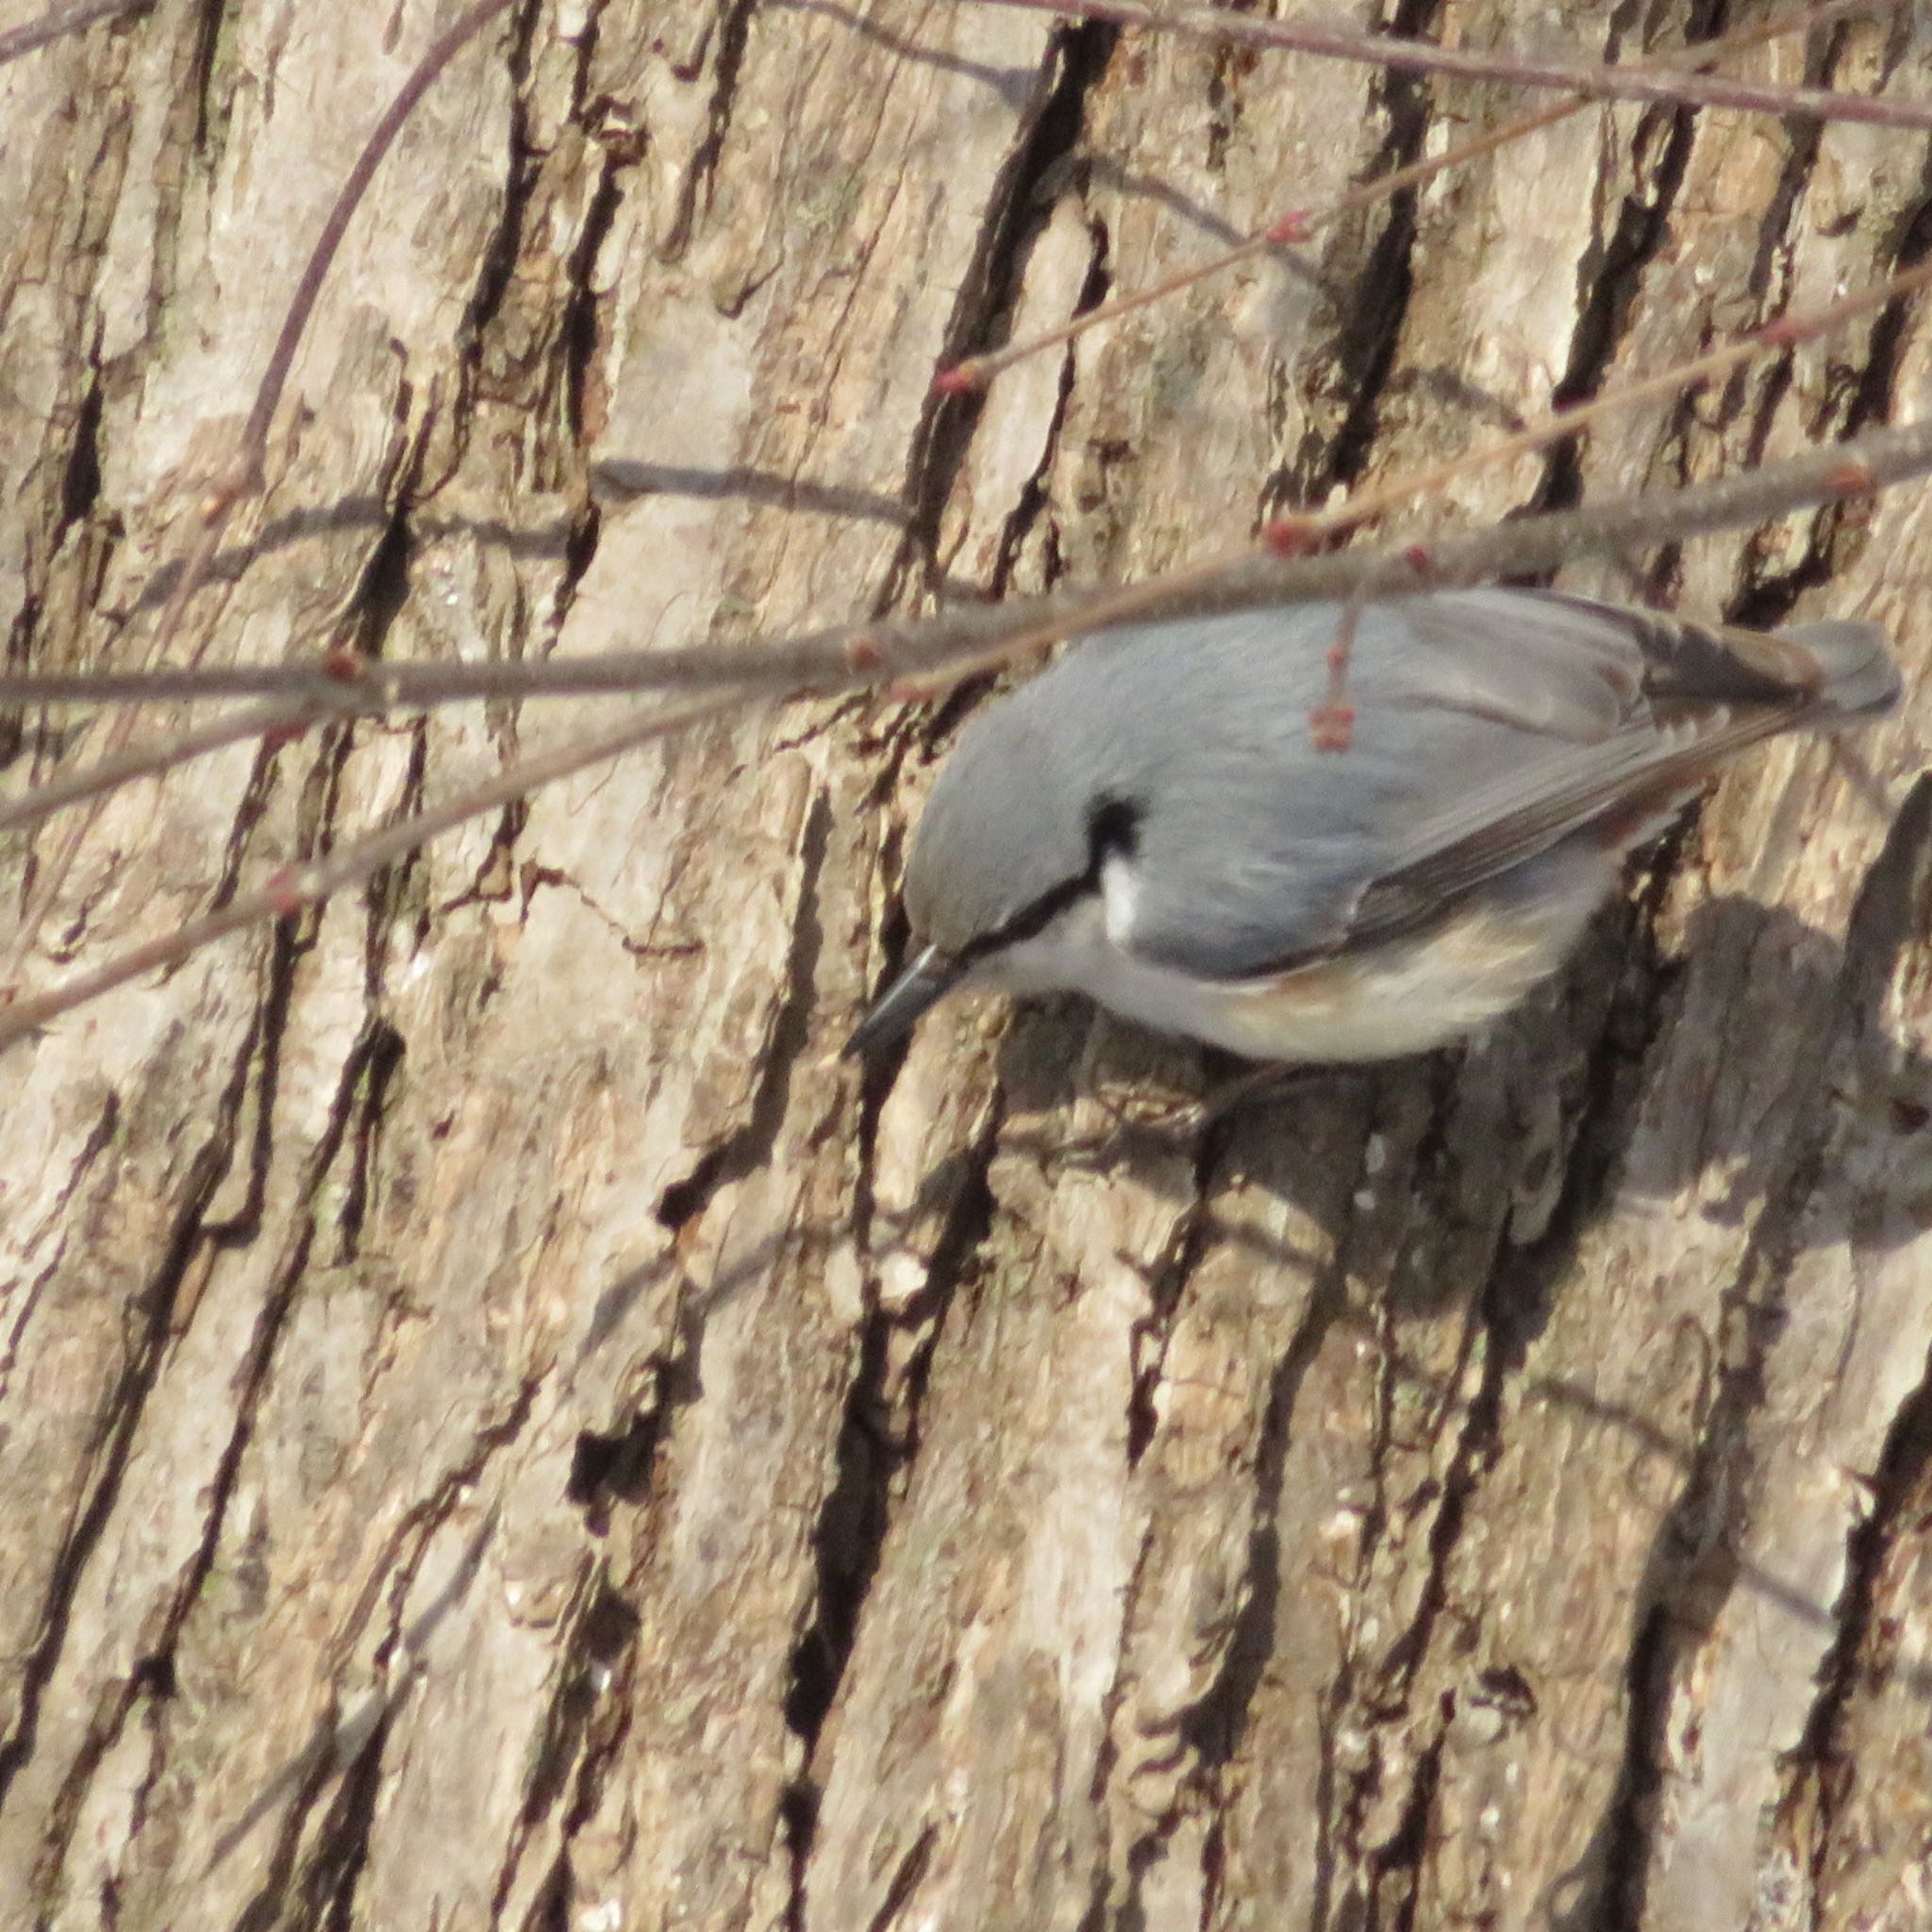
[2, 1, 1930, 1927]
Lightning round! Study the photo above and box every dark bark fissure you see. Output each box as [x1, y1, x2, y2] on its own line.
[288, 1702, 391, 1932]
[518, 1624, 639, 1932]
[458, 0, 545, 352]
[30, 994, 410, 1907]
[656, 791, 831, 1232]
[493, 1574, 643, 1929]
[1588, 1593, 1674, 1932]
[123, 0, 217, 365]
[866, 1821, 939, 1932]
[0, 1029, 258, 1822]
[347, 475, 422, 670]
[56, 375, 105, 535]
[188, 0, 237, 163]
[566, 1407, 665, 1520]
[1534, 8, 1710, 517]
[561, 146, 627, 457]
[845, 706, 959, 1151]
[658, 0, 762, 263]
[222, 1683, 370, 1932]
[779, 1109, 1002, 1912]
[332, 1018, 408, 1261]
[1269, 0, 1438, 517]
[847, 824, 913, 1222]
[1123, 1164, 1215, 1471]
[1796, 1341, 1932, 1904]
[986, 217, 1106, 605]
[220, 1414, 529, 1928]
[884, 19, 1115, 615]
[779, 1327, 898, 1743]
[1366, 1721, 1448, 1932]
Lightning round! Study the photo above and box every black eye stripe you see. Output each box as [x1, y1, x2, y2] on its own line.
[958, 873, 1089, 965]
[957, 791, 1143, 967]
[1086, 793, 1141, 860]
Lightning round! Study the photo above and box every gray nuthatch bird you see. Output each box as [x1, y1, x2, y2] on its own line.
[848, 589, 1900, 1062]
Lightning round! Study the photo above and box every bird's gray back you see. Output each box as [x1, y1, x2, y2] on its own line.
[907, 589, 1865, 981]
[922, 593, 1641, 974]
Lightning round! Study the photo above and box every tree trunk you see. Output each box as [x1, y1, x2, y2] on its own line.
[3, 2, 1930, 1927]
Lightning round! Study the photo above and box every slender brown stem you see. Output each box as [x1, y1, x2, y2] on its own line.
[949, 0, 1885, 391]
[969, 0, 1932, 130]
[0, 691, 735, 1048]
[0, 701, 319, 836]
[0, 0, 147, 68]
[2, 0, 521, 974]
[240, 0, 522, 476]
[1265, 253, 1932, 555]
[8, 407, 1924, 721]
[805, 410, 1932, 699]
[6, 412, 1927, 1045]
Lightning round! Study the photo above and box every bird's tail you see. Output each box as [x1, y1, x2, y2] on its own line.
[1779, 619, 1905, 722]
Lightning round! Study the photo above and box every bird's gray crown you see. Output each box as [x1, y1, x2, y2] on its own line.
[904, 692, 1120, 959]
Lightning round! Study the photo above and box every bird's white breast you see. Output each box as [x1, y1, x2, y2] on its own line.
[972, 847, 1618, 1061]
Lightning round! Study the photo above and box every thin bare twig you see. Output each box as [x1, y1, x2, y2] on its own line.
[0, 0, 147, 68]
[872, 414, 1927, 698]
[238, 0, 523, 484]
[0, 691, 734, 1047]
[944, 0, 1889, 391]
[0, 701, 319, 835]
[4, 0, 521, 975]
[6, 411, 1926, 1045]
[1263, 252, 1932, 556]
[969, 0, 1932, 131]
[8, 409, 1923, 721]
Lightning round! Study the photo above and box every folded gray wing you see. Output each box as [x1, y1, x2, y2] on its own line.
[1091, 591, 1823, 980]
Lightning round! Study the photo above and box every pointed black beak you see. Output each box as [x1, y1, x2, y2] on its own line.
[844, 943, 962, 1058]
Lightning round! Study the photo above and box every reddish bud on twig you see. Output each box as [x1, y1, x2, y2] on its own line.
[323, 645, 364, 681]
[845, 634, 885, 673]
[1824, 457, 1874, 498]
[263, 865, 309, 916]
[1267, 208, 1313, 245]
[932, 360, 984, 397]
[1309, 705, 1356, 753]
[1263, 517, 1315, 557]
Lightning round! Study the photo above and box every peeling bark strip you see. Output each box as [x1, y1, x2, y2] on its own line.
[1, 3, 1929, 1929]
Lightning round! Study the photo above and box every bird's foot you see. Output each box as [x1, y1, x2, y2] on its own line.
[1056, 1060, 1325, 1166]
